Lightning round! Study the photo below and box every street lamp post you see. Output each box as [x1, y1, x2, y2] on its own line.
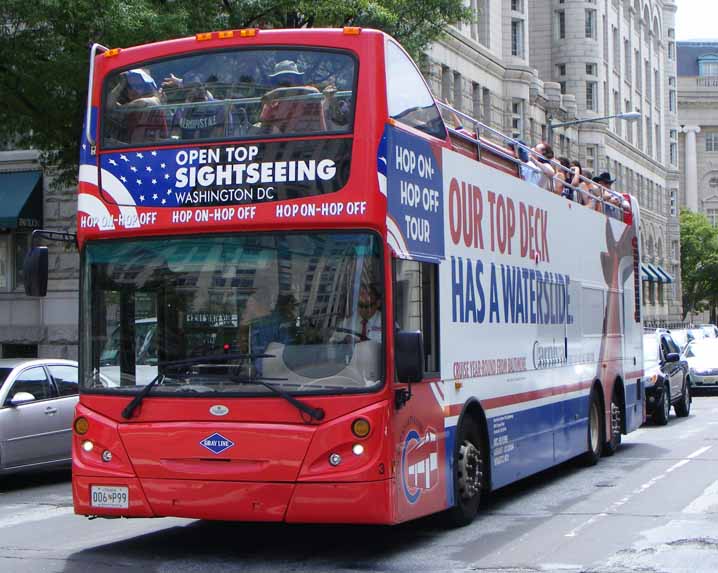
[547, 111, 641, 143]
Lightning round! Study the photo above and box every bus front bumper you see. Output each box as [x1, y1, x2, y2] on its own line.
[73, 475, 394, 524]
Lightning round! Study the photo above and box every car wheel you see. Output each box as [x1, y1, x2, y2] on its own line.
[603, 388, 622, 456]
[442, 417, 484, 527]
[580, 387, 604, 466]
[653, 382, 670, 426]
[674, 378, 691, 418]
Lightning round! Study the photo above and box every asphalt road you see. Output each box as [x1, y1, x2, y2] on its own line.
[2, 395, 718, 573]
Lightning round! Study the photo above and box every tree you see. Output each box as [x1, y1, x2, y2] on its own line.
[679, 209, 718, 321]
[0, 0, 470, 184]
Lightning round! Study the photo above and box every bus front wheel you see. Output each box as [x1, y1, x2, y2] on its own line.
[443, 417, 484, 527]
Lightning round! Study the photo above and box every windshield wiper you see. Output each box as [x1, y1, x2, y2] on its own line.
[121, 373, 165, 419]
[229, 375, 325, 422]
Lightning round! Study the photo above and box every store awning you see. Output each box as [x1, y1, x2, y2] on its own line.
[653, 264, 674, 284]
[0, 171, 43, 230]
[641, 263, 660, 282]
[646, 263, 669, 283]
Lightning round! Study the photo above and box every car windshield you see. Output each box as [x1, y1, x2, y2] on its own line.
[684, 341, 718, 359]
[102, 48, 356, 148]
[642, 334, 660, 365]
[80, 232, 383, 396]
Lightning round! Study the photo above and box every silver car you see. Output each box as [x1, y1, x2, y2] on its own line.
[0, 359, 78, 474]
[683, 339, 718, 389]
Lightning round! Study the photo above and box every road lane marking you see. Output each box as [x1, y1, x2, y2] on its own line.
[564, 445, 712, 538]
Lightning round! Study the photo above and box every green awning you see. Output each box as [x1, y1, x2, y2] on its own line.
[0, 171, 43, 230]
[641, 263, 660, 282]
[653, 265, 674, 284]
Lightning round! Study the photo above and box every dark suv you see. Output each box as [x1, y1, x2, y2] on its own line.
[642, 331, 691, 425]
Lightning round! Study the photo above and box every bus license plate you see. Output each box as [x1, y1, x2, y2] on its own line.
[91, 485, 129, 508]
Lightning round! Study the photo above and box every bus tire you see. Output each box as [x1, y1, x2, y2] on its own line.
[603, 388, 622, 457]
[580, 387, 603, 466]
[652, 382, 670, 426]
[675, 378, 691, 418]
[443, 417, 484, 527]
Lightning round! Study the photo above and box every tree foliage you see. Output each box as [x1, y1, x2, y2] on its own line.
[679, 209, 718, 320]
[0, 0, 470, 184]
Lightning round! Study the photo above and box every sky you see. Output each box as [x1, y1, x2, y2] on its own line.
[675, 0, 718, 41]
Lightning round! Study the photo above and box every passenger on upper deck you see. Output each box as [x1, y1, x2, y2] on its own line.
[258, 60, 327, 134]
[521, 142, 556, 191]
[105, 69, 168, 145]
[169, 73, 229, 140]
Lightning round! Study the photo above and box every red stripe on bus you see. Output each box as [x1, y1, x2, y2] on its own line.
[443, 380, 595, 417]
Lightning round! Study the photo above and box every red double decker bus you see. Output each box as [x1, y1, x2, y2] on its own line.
[28, 27, 646, 526]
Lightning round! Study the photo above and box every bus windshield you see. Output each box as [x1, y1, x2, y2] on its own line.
[102, 48, 356, 148]
[80, 232, 383, 396]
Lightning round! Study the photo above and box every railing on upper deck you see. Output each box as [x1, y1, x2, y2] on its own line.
[436, 102, 631, 222]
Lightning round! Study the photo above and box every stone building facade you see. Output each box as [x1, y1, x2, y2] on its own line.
[428, 0, 683, 322]
[677, 41, 718, 217]
[0, 150, 79, 359]
[676, 40, 718, 322]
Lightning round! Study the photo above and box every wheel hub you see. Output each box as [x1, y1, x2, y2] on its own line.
[457, 440, 482, 500]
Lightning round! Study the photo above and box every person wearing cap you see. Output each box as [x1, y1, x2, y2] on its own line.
[592, 171, 627, 219]
[170, 72, 228, 140]
[105, 69, 167, 144]
[258, 60, 326, 134]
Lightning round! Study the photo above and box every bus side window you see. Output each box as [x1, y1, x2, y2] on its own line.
[385, 41, 447, 141]
[392, 259, 440, 375]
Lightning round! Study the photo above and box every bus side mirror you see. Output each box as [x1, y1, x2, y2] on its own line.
[24, 246, 49, 297]
[665, 352, 679, 363]
[395, 330, 424, 383]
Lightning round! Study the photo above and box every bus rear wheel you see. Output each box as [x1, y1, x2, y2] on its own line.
[603, 389, 622, 457]
[580, 388, 604, 466]
[443, 417, 484, 527]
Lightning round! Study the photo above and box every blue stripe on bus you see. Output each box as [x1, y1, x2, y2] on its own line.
[488, 394, 590, 490]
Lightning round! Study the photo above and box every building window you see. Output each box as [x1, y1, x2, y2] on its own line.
[613, 26, 620, 73]
[624, 39, 631, 79]
[670, 189, 677, 217]
[585, 9, 596, 39]
[453, 71, 463, 110]
[706, 132, 718, 152]
[557, 10, 566, 40]
[613, 90, 621, 135]
[668, 41, 675, 60]
[655, 124, 661, 162]
[586, 63, 597, 76]
[511, 0, 523, 13]
[586, 81, 597, 111]
[669, 89, 676, 112]
[646, 117, 652, 155]
[557, 63, 566, 76]
[707, 208, 718, 227]
[511, 99, 524, 139]
[483, 87, 491, 125]
[585, 145, 596, 171]
[472, 82, 482, 121]
[645, 60, 651, 101]
[626, 100, 633, 144]
[635, 50, 641, 91]
[441, 65, 451, 102]
[699, 57, 718, 77]
[670, 129, 677, 165]
[511, 19, 524, 57]
[559, 81, 567, 94]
